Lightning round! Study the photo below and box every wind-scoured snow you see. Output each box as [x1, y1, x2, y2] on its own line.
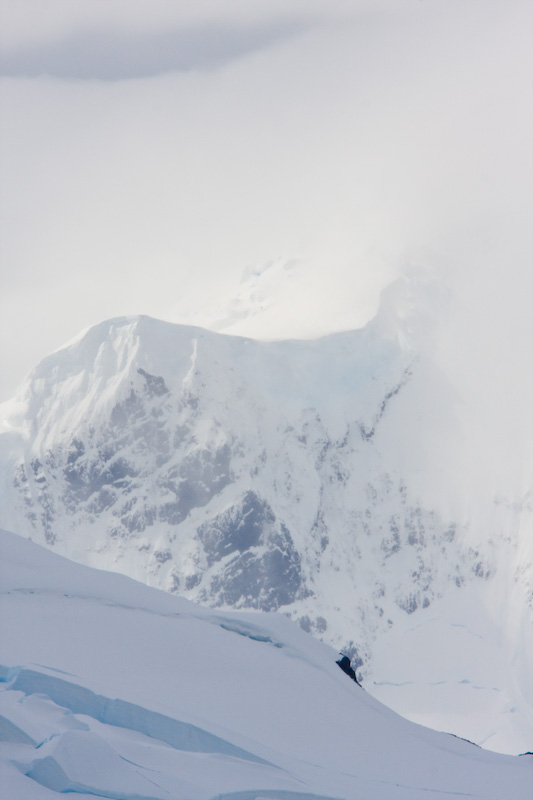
[0, 290, 531, 754]
[1, 529, 532, 799]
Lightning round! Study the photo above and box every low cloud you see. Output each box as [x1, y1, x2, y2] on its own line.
[0, 20, 309, 81]
[0, 0, 531, 412]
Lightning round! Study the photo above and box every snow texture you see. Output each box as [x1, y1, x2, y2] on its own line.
[1, 529, 532, 799]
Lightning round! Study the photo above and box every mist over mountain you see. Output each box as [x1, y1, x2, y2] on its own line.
[2, 4, 532, 789]
[1, 278, 531, 755]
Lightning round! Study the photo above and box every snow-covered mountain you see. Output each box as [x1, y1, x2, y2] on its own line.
[1, 529, 532, 800]
[0, 287, 531, 755]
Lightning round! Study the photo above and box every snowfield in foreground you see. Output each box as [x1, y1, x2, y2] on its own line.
[0, 530, 531, 800]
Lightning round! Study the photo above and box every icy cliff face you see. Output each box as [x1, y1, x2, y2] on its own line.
[0, 314, 458, 615]
[0, 300, 531, 753]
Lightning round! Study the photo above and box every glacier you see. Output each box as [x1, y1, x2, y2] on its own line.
[0, 297, 531, 754]
[1, 528, 532, 800]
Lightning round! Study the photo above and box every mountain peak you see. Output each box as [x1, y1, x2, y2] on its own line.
[0, 309, 531, 754]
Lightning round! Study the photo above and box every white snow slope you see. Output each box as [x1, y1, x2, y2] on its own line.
[1, 528, 532, 800]
[0, 298, 532, 755]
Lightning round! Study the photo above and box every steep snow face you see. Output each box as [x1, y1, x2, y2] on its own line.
[0, 314, 461, 616]
[0, 303, 531, 754]
[1, 529, 532, 800]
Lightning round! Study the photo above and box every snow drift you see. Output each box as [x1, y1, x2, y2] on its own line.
[1, 529, 532, 799]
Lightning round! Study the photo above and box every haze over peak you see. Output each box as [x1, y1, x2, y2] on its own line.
[1, 0, 532, 770]
[1, 0, 531, 403]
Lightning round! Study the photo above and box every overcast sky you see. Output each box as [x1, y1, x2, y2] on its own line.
[1, 0, 532, 430]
